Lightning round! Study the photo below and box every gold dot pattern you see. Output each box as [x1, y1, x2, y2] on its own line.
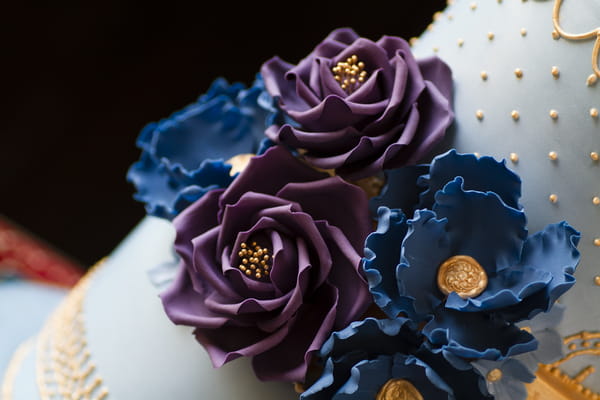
[418, 1, 600, 397]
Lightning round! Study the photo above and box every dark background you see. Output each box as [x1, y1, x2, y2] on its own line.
[0, 2, 446, 269]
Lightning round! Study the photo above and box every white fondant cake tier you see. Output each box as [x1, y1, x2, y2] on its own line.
[412, 0, 600, 394]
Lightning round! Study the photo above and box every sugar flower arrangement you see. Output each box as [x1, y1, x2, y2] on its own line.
[128, 28, 580, 400]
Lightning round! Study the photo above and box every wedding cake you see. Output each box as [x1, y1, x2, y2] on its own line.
[2, 1, 599, 399]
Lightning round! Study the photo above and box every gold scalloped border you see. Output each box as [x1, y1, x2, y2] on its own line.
[35, 261, 109, 400]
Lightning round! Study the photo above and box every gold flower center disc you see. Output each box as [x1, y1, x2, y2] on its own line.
[437, 255, 488, 299]
[226, 153, 255, 176]
[376, 379, 423, 400]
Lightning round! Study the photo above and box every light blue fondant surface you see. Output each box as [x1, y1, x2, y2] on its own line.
[0, 280, 65, 379]
[8, 217, 298, 400]
[412, 0, 600, 391]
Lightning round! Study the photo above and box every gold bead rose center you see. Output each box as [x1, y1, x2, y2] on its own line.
[332, 54, 368, 94]
[237, 241, 271, 280]
[437, 255, 488, 299]
[376, 379, 423, 400]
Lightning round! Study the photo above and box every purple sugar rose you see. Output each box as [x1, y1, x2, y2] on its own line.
[260, 28, 453, 180]
[160, 145, 373, 383]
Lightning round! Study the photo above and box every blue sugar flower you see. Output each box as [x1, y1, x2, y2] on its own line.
[371, 149, 522, 220]
[127, 76, 277, 220]
[301, 317, 492, 400]
[363, 150, 580, 361]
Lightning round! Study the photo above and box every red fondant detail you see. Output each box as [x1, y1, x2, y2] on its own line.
[0, 216, 83, 287]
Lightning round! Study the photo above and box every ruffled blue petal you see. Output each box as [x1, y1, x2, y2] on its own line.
[423, 308, 538, 360]
[362, 207, 410, 318]
[127, 154, 233, 220]
[419, 150, 522, 210]
[397, 209, 452, 319]
[369, 165, 429, 219]
[514, 304, 565, 369]
[128, 77, 276, 219]
[417, 345, 494, 399]
[321, 318, 420, 361]
[304, 317, 492, 400]
[473, 358, 534, 400]
[496, 223, 580, 323]
[433, 177, 528, 275]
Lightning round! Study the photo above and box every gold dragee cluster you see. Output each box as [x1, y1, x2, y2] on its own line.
[332, 55, 368, 94]
[238, 242, 271, 280]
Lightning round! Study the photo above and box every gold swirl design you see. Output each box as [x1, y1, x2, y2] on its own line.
[376, 379, 423, 400]
[437, 255, 488, 299]
[35, 261, 109, 400]
[552, 0, 600, 81]
[527, 331, 600, 399]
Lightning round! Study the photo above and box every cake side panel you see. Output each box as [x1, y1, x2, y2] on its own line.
[412, 0, 600, 394]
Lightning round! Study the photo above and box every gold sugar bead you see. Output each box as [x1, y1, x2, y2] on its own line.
[487, 369, 503, 382]
[587, 74, 598, 86]
[514, 68, 523, 79]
